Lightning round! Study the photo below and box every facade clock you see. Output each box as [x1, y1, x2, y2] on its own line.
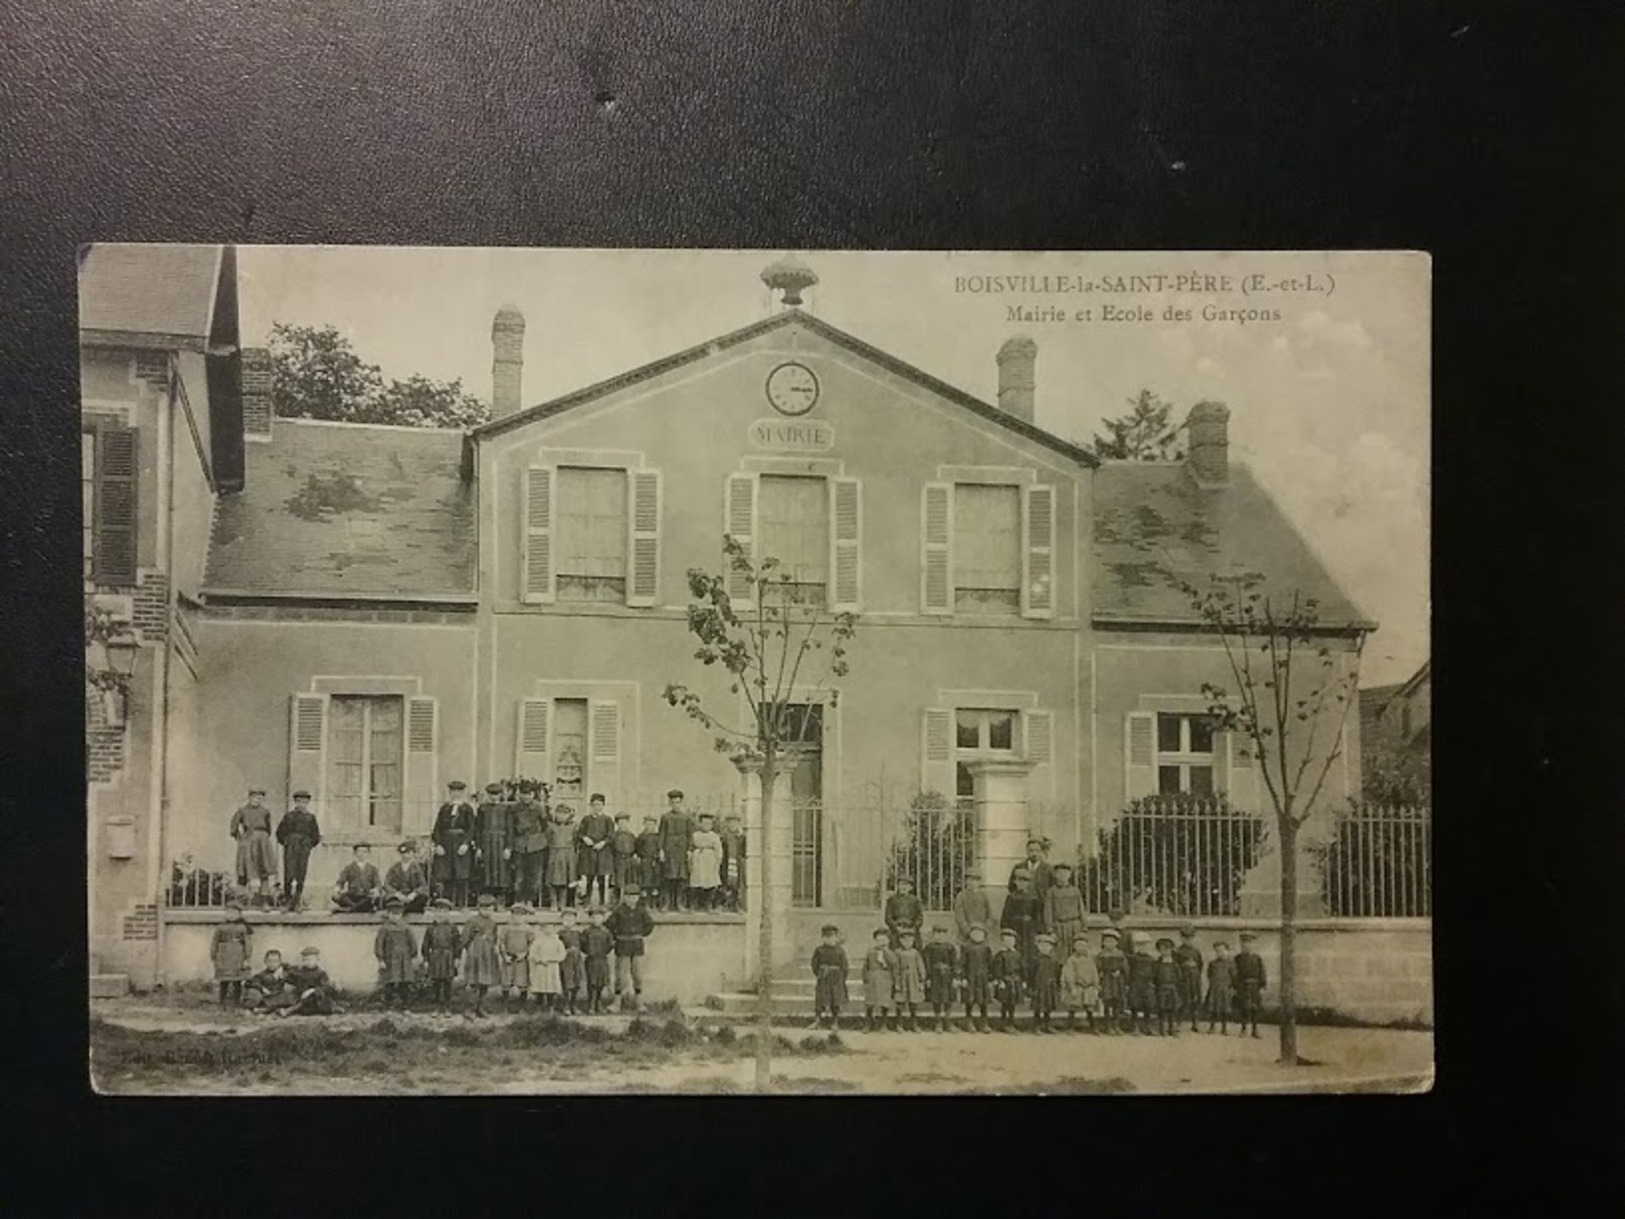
[765, 361, 820, 416]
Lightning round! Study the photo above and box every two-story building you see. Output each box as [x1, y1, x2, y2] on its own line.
[84, 247, 1373, 995]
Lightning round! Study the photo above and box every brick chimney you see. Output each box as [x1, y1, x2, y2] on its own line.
[241, 347, 273, 439]
[996, 335, 1037, 423]
[491, 304, 526, 418]
[1187, 400, 1231, 486]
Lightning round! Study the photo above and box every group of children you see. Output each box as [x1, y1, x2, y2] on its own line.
[807, 920, 1268, 1035]
[210, 884, 660, 1019]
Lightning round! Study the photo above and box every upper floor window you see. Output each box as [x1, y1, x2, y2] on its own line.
[1156, 712, 1215, 796]
[82, 422, 139, 588]
[952, 484, 1021, 614]
[555, 466, 627, 603]
[923, 480, 1052, 619]
[759, 474, 829, 606]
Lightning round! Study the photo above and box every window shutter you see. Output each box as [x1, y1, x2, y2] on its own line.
[830, 476, 861, 612]
[627, 469, 662, 607]
[287, 693, 329, 812]
[522, 466, 555, 603]
[1022, 484, 1055, 619]
[404, 696, 439, 836]
[1224, 731, 1258, 812]
[516, 698, 550, 781]
[1125, 710, 1157, 802]
[588, 700, 623, 808]
[1026, 709, 1055, 798]
[724, 472, 758, 608]
[93, 426, 139, 586]
[921, 482, 952, 615]
[922, 707, 954, 801]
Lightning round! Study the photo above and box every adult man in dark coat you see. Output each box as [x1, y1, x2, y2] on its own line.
[657, 789, 695, 912]
[475, 782, 514, 905]
[883, 876, 924, 949]
[1006, 839, 1054, 904]
[605, 885, 656, 1009]
[509, 780, 551, 907]
[384, 840, 431, 914]
[275, 790, 322, 911]
[432, 780, 477, 907]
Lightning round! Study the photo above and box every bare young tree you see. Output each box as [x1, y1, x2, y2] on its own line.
[665, 536, 856, 1092]
[1183, 574, 1365, 1064]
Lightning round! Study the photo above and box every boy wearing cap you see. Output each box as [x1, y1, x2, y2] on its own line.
[281, 947, 342, 1017]
[657, 790, 695, 912]
[546, 803, 579, 911]
[719, 813, 746, 912]
[580, 906, 616, 1014]
[384, 840, 430, 914]
[1233, 931, 1266, 1037]
[557, 907, 585, 1014]
[810, 924, 849, 1030]
[510, 781, 550, 908]
[527, 912, 566, 1011]
[950, 867, 991, 947]
[635, 816, 664, 908]
[1095, 929, 1128, 1033]
[432, 781, 477, 907]
[420, 898, 462, 1015]
[1030, 933, 1062, 1032]
[992, 928, 1026, 1032]
[332, 844, 383, 913]
[1060, 933, 1099, 1032]
[605, 886, 655, 1010]
[688, 812, 724, 912]
[476, 782, 514, 906]
[210, 899, 253, 1005]
[1153, 937, 1182, 1036]
[883, 877, 923, 950]
[497, 903, 535, 1011]
[610, 814, 639, 902]
[892, 929, 927, 1031]
[921, 925, 959, 1032]
[1125, 932, 1157, 1035]
[374, 899, 419, 1011]
[1000, 867, 1046, 982]
[1174, 925, 1205, 1032]
[960, 924, 994, 1032]
[1205, 941, 1236, 1034]
[459, 892, 502, 1017]
[228, 788, 278, 906]
[275, 790, 322, 911]
[1042, 863, 1087, 964]
[577, 794, 616, 908]
[243, 949, 297, 1014]
[860, 928, 896, 1031]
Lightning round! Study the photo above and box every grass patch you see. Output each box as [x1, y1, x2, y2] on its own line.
[1257, 1006, 1433, 1032]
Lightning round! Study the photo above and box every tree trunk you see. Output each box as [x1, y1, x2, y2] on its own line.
[1278, 815, 1299, 1065]
[755, 747, 776, 1093]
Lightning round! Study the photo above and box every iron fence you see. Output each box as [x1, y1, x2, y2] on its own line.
[1315, 803, 1431, 918]
[1076, 795, 1268, 918]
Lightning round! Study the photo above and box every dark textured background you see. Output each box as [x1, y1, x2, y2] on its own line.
[1, 2, 1621, 1213]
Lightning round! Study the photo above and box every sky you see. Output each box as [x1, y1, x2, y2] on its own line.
[237, 247, 1430, 685]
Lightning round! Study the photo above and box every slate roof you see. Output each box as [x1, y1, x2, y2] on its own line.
[206, 419, 475, 598]
[79, 244, 224, 349]
[1092, 461, 1371, 630]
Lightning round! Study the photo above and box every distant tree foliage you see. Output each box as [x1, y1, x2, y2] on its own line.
[268, 323, 491, 428]
[1086, 389, 1185, 461]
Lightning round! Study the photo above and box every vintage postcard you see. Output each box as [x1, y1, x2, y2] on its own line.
[84, 246, 1430, 1095]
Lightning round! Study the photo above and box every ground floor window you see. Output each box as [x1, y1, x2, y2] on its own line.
[551, 697, 588, 805]
[1156, 711, 1215, 796]
[328, 695, 403, 832]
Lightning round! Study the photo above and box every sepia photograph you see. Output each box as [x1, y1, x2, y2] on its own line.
[82, 245, 1430, 1095]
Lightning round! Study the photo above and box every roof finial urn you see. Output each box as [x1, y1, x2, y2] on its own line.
[760, 254, 818, 308]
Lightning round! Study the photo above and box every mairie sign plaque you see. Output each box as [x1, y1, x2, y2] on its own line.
[748, 418, 835, 452]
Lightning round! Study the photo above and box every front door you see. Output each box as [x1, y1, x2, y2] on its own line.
[785, 704, 823, 906]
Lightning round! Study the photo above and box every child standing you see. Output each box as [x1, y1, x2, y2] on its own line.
[527, 915, 566, 1012]
[635, 816, 664, 909]
[883, 877, 923, 950]
[921, 925, 960, 1032]
[581, 907, 615, 1014]
[719, 814, 746, 911]
[576, 794, 616, 908]
[373, 898, 418, 1011]
[999, 867, 1045, 982]
[992, 927, 1026, 1032]
[1205, 941, 1236, 1034]
[499, 903, 535, 1012]
[546, 805, 579, 911]
[558, 907, 585, 1015]
[1095, 928, 1128, 1034]
[960, 924, 994, 1033]
[420, 898, 462, 1015]
[210, 899, 253, 1005]
[1174, 925, 1205, 1032]
[861, 928, 896, 1031]
[1059, 933, 1099, 1032]
[892, 929, 927, 1031]
[460, 892, 501, 1018]
[1030, 933, 1062, 1032]
[1153, 937, 1182, 1037]
[1125, 931, 1157, 1035]
[1042, 863, 1087, 964]
[810, 924, 849, 1030]
[610, 814, 639, 902]
[605, 886, 655, 1011]
[1234, 931, 1266, 1038]
[687, 812, 724, 911]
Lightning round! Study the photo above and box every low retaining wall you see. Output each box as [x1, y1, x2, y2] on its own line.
[786, 911, 1433, 1025]
[161, 911, 751, 1006]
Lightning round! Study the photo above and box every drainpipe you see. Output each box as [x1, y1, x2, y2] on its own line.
[152, 364, 179, 988]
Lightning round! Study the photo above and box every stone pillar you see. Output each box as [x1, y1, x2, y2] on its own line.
[734, 759, 764, 983]
[968, 757, 1037, 912]
[1239, 816, 1331, 918]
[764, 764, 797, 972]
